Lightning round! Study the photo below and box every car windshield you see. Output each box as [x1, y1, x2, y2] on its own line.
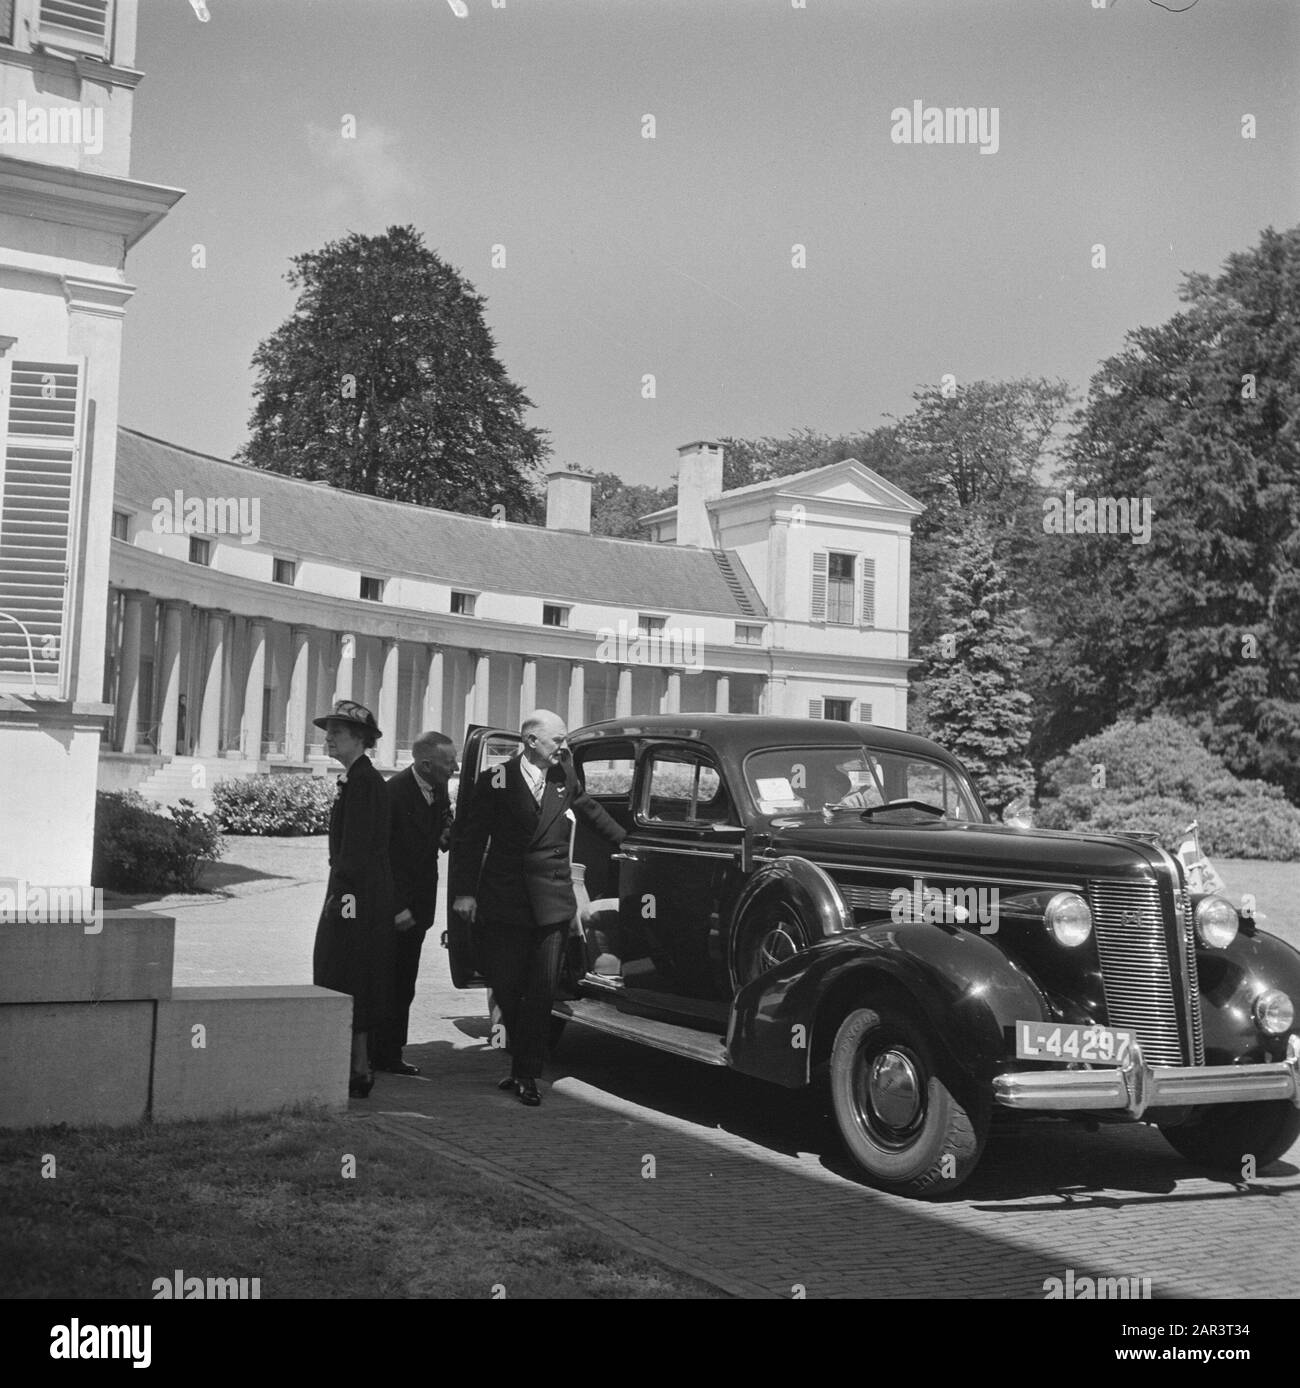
[744, 745, 985, 823]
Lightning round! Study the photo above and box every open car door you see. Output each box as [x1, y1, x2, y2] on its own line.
[444, 725, 521, 987]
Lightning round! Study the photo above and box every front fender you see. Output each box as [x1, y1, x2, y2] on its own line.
[727, 920, 1052, 1089]
[1198, 927, 1300, 1064]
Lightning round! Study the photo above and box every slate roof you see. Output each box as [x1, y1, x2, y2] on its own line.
[114, 429, 768, 619]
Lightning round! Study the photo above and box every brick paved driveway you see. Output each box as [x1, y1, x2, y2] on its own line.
[169, 841, 1300, 1300]
[359, 947, 1300, 1301]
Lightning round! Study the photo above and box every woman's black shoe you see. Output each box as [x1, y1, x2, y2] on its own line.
[516, 1079, 541, 1107]
[497, 1075, 517, 1091]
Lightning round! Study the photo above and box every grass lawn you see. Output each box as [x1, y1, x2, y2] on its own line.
[0, 1110, 718, 1300]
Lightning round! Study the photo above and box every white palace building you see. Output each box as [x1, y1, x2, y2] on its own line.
[102, 434, 921, 801]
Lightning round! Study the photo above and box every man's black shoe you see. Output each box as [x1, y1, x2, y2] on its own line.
[516, 1079, 541, 1107]
[376, 1060, 420, 1076]
[497, 1075, 517, 1091]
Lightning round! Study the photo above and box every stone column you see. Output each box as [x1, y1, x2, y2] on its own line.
[616, 665, 633, 718]
[475, 651, 491, 726]
[763, 675, 785, 718]
[663, 668, 681, 714]
[241, 621, 267, 759]
[715, 673, 730, 714]
[157, 600, 185, 758]
[285, 626, 311, 763]
[335, 632, 355, 702]
[197, 610, 228, 757]
[422, 646, 445, 735]
[519, 656, 537, 719]
[377, 638, 400, 768]
[113, 590, 147, 753]
[567, 661, 585, 730]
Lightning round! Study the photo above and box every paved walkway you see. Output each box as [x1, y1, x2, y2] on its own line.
[161, 839, 1300, 1299]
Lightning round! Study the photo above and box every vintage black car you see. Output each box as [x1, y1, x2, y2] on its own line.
[447, 715, 1300, 1198]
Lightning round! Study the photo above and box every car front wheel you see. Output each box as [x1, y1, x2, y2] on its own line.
[829, 1006, 989, 1198]
[1158, 1100, 1300, 1173]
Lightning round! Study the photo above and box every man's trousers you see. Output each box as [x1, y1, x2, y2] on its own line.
[478, 918, 568, 1081]
[371, 924, 427, 1066]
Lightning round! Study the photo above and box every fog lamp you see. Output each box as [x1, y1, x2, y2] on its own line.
[1194, 896, 1238, 949]
[1044, 892, 1092, 947]
[1253, 990, 1294, 1036]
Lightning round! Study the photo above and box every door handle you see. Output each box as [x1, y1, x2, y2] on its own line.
[611, 850, 640, 863]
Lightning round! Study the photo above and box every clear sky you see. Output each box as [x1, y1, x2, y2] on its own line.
[120, 0, 1300, 488]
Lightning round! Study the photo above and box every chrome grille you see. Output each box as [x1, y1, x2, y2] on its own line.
[1180, 887, 1206, 1065]
[1089, 879, 1186, 1066]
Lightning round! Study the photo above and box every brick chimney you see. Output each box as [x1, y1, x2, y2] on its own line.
[675, 441, 723, 548]
[545, 469, 593, 533]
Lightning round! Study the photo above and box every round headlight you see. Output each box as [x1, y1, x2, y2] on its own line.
[1195, 896, 1239, 949]
[1044, 892, 1093, 947]
[1253, 990, 1294, 1036]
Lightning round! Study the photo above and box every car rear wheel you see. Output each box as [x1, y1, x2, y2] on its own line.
[1157, 1100, 1300, 1173]
[830, 1006, 988, 1197]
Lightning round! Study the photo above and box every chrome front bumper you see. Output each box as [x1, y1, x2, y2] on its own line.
[993, 1034, 1300, 1120]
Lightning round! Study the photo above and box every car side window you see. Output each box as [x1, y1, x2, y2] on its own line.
[574, 742, 636, 808]
[642, 749, 736, 826]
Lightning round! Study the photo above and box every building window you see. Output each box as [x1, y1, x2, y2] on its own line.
[822, 698, 853, 722]
[451, 590, 476, 616]
[360, 575, 385, 602]
[111, 510, 129, 541]
[827, 553, 855, 625]
[638, 613, 667, 636]
[735, 623, 763, 646]
[0, 0, 13, 44]
[273, 558, 296, 586]
[188, 536, 211, 566]
[37, 0, 114, 58]
[543, 604, 569, 628]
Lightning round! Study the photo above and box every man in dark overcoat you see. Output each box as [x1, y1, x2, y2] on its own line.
[373, 730, 457, 1074]
[450, 709, 625, 1106]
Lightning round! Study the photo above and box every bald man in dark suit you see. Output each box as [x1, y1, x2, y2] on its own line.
[450, 710, 625, 1106]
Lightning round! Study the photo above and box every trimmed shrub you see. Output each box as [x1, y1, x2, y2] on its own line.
[212, 774, 334, 835]
[1037, 716, 1300, 860]
[93, 792, 225, 893]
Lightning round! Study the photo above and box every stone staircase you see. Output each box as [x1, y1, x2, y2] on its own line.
[135, 755, 262, 812]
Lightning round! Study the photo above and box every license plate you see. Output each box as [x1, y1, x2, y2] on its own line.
[1015, 1021, 1136, 1065]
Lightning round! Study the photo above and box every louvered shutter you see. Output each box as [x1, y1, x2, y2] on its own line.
[859, 556, 876, 628]
[0, 358, 86, 697]
[810, 551, 828, 622]
[808, 697, 823, 719]
[0, 0, 14, 44]
[857, 702, 873, 724]
[38, 0, 113, 57]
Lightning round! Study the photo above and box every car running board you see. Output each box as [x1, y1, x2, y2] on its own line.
[554, 998, 730, 1067]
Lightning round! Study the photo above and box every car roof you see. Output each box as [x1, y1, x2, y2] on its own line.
[571, 714, 962, 764]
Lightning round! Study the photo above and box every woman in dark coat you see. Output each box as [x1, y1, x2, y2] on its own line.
[311, 699, 396, 1097]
